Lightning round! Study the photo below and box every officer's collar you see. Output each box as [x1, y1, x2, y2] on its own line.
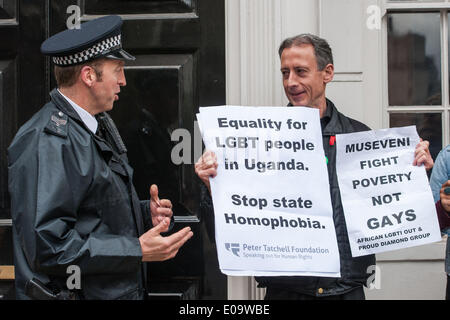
[50, 88, 95, 135]
[50, 88, 81, 119]
[57, 89, 98, 134]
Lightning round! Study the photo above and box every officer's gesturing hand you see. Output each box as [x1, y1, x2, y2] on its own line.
[139, 217, 193, 262]
[194, 150, 218, 193]
[149, 184, 173, 227]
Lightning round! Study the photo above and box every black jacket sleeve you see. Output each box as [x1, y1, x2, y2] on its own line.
[199, 183, 216, 243]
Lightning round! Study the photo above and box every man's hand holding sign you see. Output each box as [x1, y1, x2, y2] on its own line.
[195, 151, 218, 193]
[414, 139, 434, 170]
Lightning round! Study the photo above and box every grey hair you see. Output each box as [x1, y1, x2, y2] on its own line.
[278, 34, 333, 70]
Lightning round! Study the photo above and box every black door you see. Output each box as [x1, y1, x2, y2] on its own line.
[0, 0, 226, 300]
[0, 0, 48, 299]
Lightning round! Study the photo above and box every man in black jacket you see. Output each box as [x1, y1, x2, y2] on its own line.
[8, 15, 193, 300]
[195, 34, 433, 300]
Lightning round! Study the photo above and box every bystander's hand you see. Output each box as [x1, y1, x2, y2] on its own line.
[440, 180, 450, 213]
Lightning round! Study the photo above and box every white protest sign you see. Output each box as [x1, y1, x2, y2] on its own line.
[336, 126, 441, 257]
[197, 106, 340, 277]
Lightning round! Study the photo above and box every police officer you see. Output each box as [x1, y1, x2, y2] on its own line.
[8, 15, 193, 300]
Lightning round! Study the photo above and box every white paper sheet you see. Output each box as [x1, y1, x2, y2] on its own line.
[197, 106, 341, 277]
[336, 126, 441, 257]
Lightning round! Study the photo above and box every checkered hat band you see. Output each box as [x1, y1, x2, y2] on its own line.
[53, 35, 122, 66]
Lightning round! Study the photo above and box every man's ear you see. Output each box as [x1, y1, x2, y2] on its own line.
[80, 66, 96, 87]
[323, 63, 334, 84]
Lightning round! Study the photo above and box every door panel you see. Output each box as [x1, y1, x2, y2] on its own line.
[117, 54, 195, 204]
[0, 59, 16, 298]
[0, 0, 19, 220]
[0, 60, 17, 220]
[84, 0, 197, 15]
[0, 0, 45, 300]
[0, 0, 18, 300]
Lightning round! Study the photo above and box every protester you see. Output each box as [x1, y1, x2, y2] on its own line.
[195, 34, 433, 300]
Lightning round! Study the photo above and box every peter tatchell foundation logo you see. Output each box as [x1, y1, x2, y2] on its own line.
[225, 243, 240, 257]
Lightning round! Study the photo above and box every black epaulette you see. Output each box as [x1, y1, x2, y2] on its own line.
[44, 111, 69, 138]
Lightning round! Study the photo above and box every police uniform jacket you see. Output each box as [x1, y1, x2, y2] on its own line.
[8, 89, 150, 300]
